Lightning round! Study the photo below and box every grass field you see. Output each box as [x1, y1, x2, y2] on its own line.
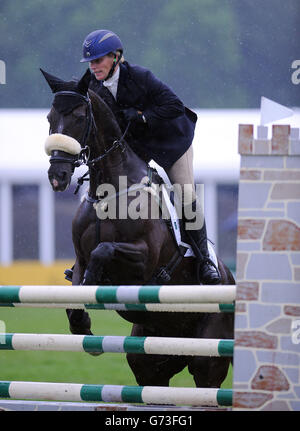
[0, 307, 232, 389]
[0, 261, 232, 398]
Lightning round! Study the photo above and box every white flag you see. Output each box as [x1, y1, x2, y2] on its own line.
[260, 96, 293, 125]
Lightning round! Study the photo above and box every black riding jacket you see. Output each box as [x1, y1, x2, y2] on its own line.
[89, 61, 197, 169]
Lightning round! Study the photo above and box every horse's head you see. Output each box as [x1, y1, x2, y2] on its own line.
[41, 68, 93, 192]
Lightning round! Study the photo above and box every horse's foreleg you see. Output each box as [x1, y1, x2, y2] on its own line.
[127, 325, 187, 387]
[188, 313, 234, 388]
[82, 240, 151, 285]
[72, 257, 85, 284]
[82, 242, 116, 285]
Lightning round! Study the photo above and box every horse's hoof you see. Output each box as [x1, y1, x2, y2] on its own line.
[84, 329, 103, 357]
[69, 327, 103, 356]
[88, 351, 103, 357]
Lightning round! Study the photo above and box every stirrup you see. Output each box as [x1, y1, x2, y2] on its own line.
[64, 265, 74, 282]
[64, 268, 73, 282]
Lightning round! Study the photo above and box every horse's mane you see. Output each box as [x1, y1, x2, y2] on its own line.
[88, 89, 123, 141]
[87, 88, 163, 184]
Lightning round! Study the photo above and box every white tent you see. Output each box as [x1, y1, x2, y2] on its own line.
[1, 107, 299, 177]
[0, 108, 299, 264]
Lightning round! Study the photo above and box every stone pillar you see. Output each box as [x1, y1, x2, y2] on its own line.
[233, 124, 300, 411]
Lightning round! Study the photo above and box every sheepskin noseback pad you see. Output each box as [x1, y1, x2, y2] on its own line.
[45, 133, 81, 156]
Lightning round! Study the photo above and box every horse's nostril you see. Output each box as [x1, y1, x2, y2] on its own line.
[52, 178, 59, 188]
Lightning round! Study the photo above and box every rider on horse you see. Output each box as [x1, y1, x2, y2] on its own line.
[80, 29, 221, 285]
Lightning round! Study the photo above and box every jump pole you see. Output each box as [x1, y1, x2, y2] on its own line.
[0, 381, 233, 407]
[0, 333, 234, 357]
[0, 302, 235, 313]
[0, 285, 236, 304]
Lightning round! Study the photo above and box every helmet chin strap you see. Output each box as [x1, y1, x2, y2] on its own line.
[104, 53, 121, 81]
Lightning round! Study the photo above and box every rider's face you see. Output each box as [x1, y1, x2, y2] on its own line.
[89, 55, 116, 80]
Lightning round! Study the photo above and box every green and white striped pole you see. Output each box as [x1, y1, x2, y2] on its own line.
[0, 302, 235, 313]
[0, 285, 236, 304]
[0, 333, 234, 357]
[0, 381, 233, 407]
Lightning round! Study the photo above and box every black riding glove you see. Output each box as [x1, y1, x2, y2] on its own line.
[122, 108, 146, 123]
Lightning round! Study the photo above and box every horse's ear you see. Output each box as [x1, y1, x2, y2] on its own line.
[40, 68, 66, 93]
[77, 68, 92, 95]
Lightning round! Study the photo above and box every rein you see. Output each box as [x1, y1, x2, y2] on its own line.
[76, 120, 130, 195]
[86, 121, 130, 167]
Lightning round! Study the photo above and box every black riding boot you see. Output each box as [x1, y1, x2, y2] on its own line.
[183, 203, 221, 285]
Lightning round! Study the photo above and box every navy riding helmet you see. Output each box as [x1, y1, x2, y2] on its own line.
[80, 29, 123, 63]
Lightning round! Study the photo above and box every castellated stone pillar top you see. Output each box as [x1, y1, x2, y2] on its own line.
[233, 124, 300, 411]
[238, 124, 300, 156]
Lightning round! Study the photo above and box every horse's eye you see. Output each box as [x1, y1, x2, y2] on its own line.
[73, 113, 85, 120]
[47, 112, 54, 123]
[72, 106, 86, 118]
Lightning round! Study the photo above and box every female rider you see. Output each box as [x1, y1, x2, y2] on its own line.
[80, 29, 220, 285]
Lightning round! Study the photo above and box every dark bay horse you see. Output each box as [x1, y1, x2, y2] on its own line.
[41, 68, 234, 388]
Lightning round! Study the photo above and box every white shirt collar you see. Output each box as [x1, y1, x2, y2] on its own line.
[103, 66, 120, 99]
